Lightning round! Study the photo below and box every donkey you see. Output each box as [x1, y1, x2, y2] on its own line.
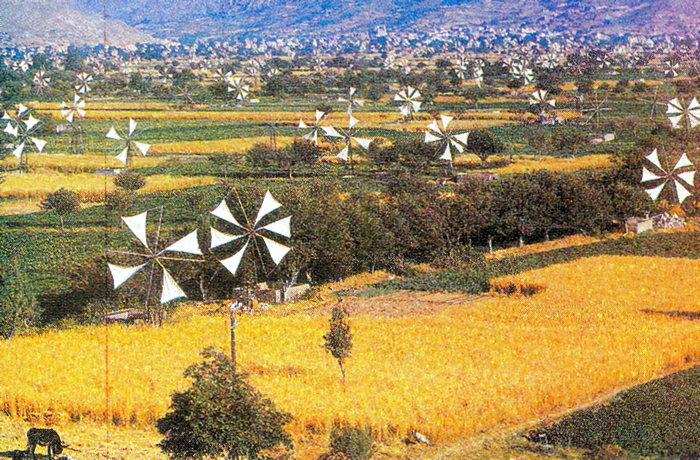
[25, 428, 64, 460]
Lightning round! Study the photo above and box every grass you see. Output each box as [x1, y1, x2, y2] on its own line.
[1, 255, 700, 457]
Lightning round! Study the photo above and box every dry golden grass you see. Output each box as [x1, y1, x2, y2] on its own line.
[487, 154, 611, 174]
[151, 136, 295, 155]
[1, 154, 166, 173]
[0, 198, 41, 216]
[1, 255, 699, 460]
[485, 234, 622, 260]
[0, 171, 216, 200]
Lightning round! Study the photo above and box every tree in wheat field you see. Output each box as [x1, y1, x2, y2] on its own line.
[323, 302, 353, 382]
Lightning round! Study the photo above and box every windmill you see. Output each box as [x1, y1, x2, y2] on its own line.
[394, 86, 422, 120]
[298, 110, 329, 145]
[582, 94, 611, 131]
[1, 104, 47, 170]
[641, 149, 695, 204]
[322, 113, 373, 172]
[663, 59, 680, 78]
[424, 114, 469, 165]
[529, 89, 556, 115]
[338, 87, 364, 115]
[471, 65, 484, 88]
[107, 209, 204, 325]
[226, 76, 250, 102]
[59, 94, 86, 154]
[638, 90, 666, 120]
[209, 190, 292, 368]
[105, 118, 151, 167]
[666, 97, 700, 134]
[75, 73, 93, 95]
[263, 115, 283, 153]
[32, 71, 50, 95]
[454, 57, 470, 81]
[510, 63, 534, 85]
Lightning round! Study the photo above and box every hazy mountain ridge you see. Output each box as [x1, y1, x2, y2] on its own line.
[2, 0, 699, 47]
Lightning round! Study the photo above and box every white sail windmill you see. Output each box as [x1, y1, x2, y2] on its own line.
[338, 87, 365, 115]
[106, 118, 151, 167]
[75, 72, 93, 95]
[510, 63, 534, 85]
[641, 149, 695, 204]
[1, 104, 47, 169]
[107, 209, 204, 324]
[60, 94, 87, 154]
[666, 97, 700, 132]
[226, 76, 250, 101]
[424, 114, 469, 164]
[298, 109, 329, 145]
[209, 190, 292, 277]
[529, 89, 556, 114]
[394, 86, 422, 120]
[32, 71, 50, 95]
[321, 113, 373, 168]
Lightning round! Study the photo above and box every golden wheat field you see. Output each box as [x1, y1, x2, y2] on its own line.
[0, 170, 217, 200]
[1, 255, 699, 459]
[150, 136, 296, 155]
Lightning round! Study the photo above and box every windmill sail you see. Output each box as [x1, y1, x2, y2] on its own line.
[122, 212, 150, 250]
[161, 268, 187, 304]
[108, 263, 146, 289]
[165, 230, 202, 255]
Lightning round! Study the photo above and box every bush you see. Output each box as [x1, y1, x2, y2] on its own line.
[113, 169, 146, 192]
[39, 188, 81, 231]
[0, 267, 39, 339]
[245, 142, 275, 168]
[468, 129, 504, 163]
[157, 348, 293, 460]
[326, 422, 375, 460]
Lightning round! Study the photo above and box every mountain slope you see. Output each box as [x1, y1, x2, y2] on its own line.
[76, 0, 700, 40]
[0, 0, 153, 47]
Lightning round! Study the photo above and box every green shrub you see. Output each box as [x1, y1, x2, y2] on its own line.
[327, 422, 375, 460]
[114, 169, 146, 192]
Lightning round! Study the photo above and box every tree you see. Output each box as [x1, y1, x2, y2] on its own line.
[468, 129, 504, 163]
[39, 188, 81, 231]
[276, 139, 323, 179]
[157, 348, 293, 460]
[114, 170, 146, 192]
[322, 303, 353, 382]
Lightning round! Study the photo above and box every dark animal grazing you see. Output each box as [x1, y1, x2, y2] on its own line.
[25, 428, 64, 460]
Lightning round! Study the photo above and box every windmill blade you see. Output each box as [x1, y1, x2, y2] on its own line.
[299, 119, 309, 129]
[673, 153, 693, 170]
[18, 104, 29, 116]
[425, 132, 442, 143]
[259, 216, 291, 238]
[399, 106, 410, 117]
[210, 227, 243, 249]
[106, 126, 122, 141]
[641, 167, 664, 183]
[453, 132, 469, 146]
[115, 147, 129, 165]
[322, 126, 343, 138]
[12, 142, 25, 160]
[315, 110, 325, 121]
[24, 115, 40, 131]
[108, 263, 147, 289]
[645, 182, 667, 201]
[349, 114, 359, 129]
[261, 236, 291, 265]
[121, 212, 150, 250]
[354, 137, 372, 150]
[669, 115, 684, 128]
[677, 171, 696, 187]
[426, 120, 442, 135]
[439, 144, 452, 162]
[254, 191, 282, 225]
[31, 138, 47, 153]
[160, 267, 187, 304]
[440, 114, 454, 129]
[133, 141, 151, 156]
[688, 97, 700, 111]
[4, 123, 18, 137]
[666, 98, 682, 114]
[674, 180, 693, 204]
[63, 111, 74, 124]
[165, 230, 202, 255]
[337, 145, 349, 161]
[645, 149, 664, 171]
[449, 138, 465, 153]
[220, 241, 249, 275]
[211, 199, 245, 229]
[129, 118, 137, 136]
